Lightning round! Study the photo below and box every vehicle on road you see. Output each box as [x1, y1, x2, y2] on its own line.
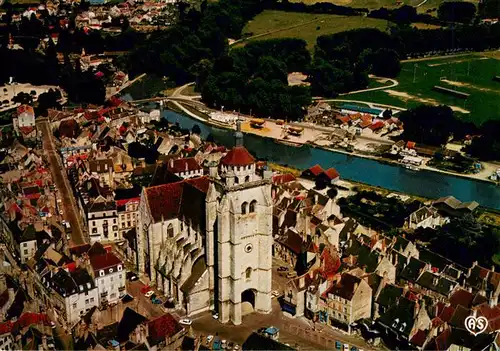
[126, 272, 139, 281]
[141, 285, 151, 294]
[144, 291, 154, 298]
[206, 335, 214, 343]
[213, 339, 222, 350]
[272, 290, 280, 298]
[179, 319, 192, 326]
[335, 341, 342, 349]
[221, 340, 227, 349]
[152, 297, 162, 304]
[343, 344, 349, 351]
[212, 312, 219, 320]
[50, 321, 56, 329]
[277, 266, 288, 272]
[286, 271, 297, 278]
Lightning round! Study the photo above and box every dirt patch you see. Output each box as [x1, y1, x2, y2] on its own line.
[427, 57, 488, 67]
[385, 89, 470, 113]
[288, 72, 311, 86]
[441, 79, 500, 94]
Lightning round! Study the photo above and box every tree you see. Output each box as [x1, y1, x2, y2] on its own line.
[255, 56, 288, 83]
[327, 187, 338, 199]
[438, 2, 476, 23]
[370, 49, 401, 78]
[315, 177, 327, 190]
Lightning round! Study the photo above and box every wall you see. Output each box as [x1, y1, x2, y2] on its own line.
[65, 287, 99, 324]
[19, 239, 37, 264]
[95, 266, 126, 305]
[88, 209, 119, 243]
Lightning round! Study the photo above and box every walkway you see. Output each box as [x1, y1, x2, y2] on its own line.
[339, 77, 398, 96]
[37, 119, 87, 246]
[107, 73, 147, 99]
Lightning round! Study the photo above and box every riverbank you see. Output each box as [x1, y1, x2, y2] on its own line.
[171, 100, 498, 186]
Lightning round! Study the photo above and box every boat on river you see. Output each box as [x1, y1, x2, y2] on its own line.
[274, 139, 303, 148]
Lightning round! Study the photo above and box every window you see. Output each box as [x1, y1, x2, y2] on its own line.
[119, 274, 122, 280]
[249, 200, 257, 213]
[127, 214, 131, 219]
[109, 268, 114, 274]
[241, 202, 248, 215]
[72, 303, 77, 309]
[245, 267, 252, 280]
[92, 228, 97, 234]
[111, 277, 114, 282]
[85, 291, 88, 296]
[23, 243, 27, 247]
[245, 175, 250, 182]
[85, 299, 89, 304]
[90, 297, 95, 303]
[104, 220, 108, 225]
[99, 270, 104, 277]
[118, 265, 122, 271]
[234, 177, 239, 184]
[92, 221, 96, 226]
[166, 223, 174, 238]
[113, 219, 117, 224]
[23, 249, 28, 255]
[245, 244, 253, 253]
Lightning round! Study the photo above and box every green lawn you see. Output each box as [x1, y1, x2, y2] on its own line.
[289, 0, 478, 12]
[350, 54, 500, 125]
[240, 10, 390, 50]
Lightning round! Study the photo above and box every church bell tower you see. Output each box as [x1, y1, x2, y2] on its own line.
[205, 119, 273, 325]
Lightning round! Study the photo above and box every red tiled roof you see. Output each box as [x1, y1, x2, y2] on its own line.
[145, 177, 209, 223]
[19, 126, 35, 135]
[439, 305, 455, 323]
[450, 288, 474, 309]
[336, 116, 350, 124]
[322, 168, 340, 180]
[90, 252, 122, 271]
[410, 329, 427, 347]
[307, 164, 324, 176]
[148, 314, 182, 343]
[406, 141, 416, 149]
[220, 146, 255, 166]
[168, 157, 202, 174]
[116, 197, 140, 207]
[475, 303, 500, 332]
[17, 105, 34, 116]
[359, 120, 372, 128]
[369, 121, 385, 131]
[320, 248, 341, 280]
[272, 174, 296, 185]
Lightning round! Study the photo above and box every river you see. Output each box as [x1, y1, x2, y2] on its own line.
[162, 109, 500, 210]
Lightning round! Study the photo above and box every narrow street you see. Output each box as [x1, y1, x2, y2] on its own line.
[37, 119, 87, 245]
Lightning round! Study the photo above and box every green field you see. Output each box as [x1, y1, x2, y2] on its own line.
[239, 10, 390, 50]
[350, 54, 500, 125]
[289, 0, 479, 12]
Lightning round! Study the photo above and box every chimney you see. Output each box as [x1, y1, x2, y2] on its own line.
[492, 266, 496, 273]
[490, 293, 498, 307]
[169, 158, 174, 169]
[185, 161, 189, 172]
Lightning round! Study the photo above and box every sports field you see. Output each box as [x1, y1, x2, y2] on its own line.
[350, 53, 500, 125]
[239, 10, 390, 50]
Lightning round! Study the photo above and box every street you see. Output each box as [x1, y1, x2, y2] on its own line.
[37, 119, 87, 245]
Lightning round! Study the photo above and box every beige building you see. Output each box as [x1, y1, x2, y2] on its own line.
[320, 273, 372, 333]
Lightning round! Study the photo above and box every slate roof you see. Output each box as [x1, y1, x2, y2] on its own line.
[378, 297, 416, 338]
[117, 308, 147, 342]
[377, 284, 404, 307]
[220, 146, 255, 166]
[325, 273, 362, 301]
[400, 257, 426, 283]
[449, 288, 474, 309]
[416, 271, 455, 296]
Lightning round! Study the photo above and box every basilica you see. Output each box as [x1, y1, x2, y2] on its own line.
[136, 126, 273, 325]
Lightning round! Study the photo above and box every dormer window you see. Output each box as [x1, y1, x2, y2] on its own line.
[399, 322, 407, 332]
[245, 175, 250, 182]
[118, 265, 122, 271]
[99, 270, 104, 277]
[79, 285, 83, 292]
[109, 268, 114, 273]
[392, 318, 399, 328]
[87, 283, 91, 289]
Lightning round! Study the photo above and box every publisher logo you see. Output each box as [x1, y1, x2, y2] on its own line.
[465, 315, 488, 336]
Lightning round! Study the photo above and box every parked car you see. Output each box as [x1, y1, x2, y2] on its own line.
[286, 271, 297, 278]
[206, 335, 214, 343]
[213, 339, 222, 350]
[272, 290, 280, 298]
[335, 341, 342, 350]
[277, 266, 288, 272]
[221, 340, 227, 349]
[145, 290, 154, 298]
[343, 344, 349, 351]
[212, 312, 219, 320]
[126, 272, 139, 281]
[140, 285, 151, 294]
[152, 297, 162, 304]
[179, 318, 192, 326]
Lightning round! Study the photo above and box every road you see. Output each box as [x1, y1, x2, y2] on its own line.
[339, 77, 398, 96]
[37, 119, 87, 246]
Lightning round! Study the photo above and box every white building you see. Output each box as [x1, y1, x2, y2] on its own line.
[17, 105, 35, 127]
[167, 157, 204, 179]
[49, 268, 99, 325]
[17, 225, 37, 264]
[405, 206, 448, 230]
[137, 125, 273, 325]
[87, 197, 119, 243]
[88, 158, 114, 187]
[116, 197, 139, 240]
[89, 251, 126, 307]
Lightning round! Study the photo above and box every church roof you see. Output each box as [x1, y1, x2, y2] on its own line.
[144, 177, 209, 223]
[220, 146, 255, 166]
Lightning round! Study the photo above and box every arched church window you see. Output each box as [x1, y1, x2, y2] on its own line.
[245, 267, 252, 280]
[249, 200, 257, 213]
[245, 175, 250, 182]
[241, 202, 248, 215]
[167, 223, 174, 238]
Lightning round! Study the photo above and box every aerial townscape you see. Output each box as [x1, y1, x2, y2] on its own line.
[0, 0, 499, 349]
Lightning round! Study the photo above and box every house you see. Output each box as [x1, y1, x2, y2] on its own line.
[86, 198, 119, 243]
[405, 206, 448, 230]
[17, 225, 37, 264]
[316, 168, 340, 186]
[89, 246, 126, 308]
[319, 273, 372, 333]
[147, 313, 186, 350]
[300, 165, 324, 180]
[167, 157, 204, 179]
[48, 268, 99, 325]
[17, 105, 35, 128]
[116, 197, 139, 241]
[88, 158, 114, 187]
[274, 229, 304, 268]
[432, 196, 479, 217]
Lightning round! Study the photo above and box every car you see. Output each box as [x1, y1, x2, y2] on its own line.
[50, 321, 56, 329]
[212, 312, 219, 320]
[233, 345, 239, 350]
[277, 266, 288, 272]
[206, 335, 214, 343]
[152, 297, 162, 304]
[179, 318, 192, 326]
[227, 342, 234, 349]
[271, 290, 280, 298]
[126, 272, 139, 281]
[144, 291, 154, 298]
[343, 344, 349, 351]
[286, 271, 297, 278]
[221, 340, 227, 349]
